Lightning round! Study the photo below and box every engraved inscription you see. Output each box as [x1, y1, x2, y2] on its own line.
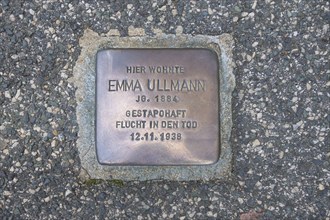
[126, 65, 184, 74]
[108, 79, 205, 92]
[96, 49, 220, 165]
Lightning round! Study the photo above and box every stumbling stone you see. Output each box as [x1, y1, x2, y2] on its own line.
[71, 29, 235, 181]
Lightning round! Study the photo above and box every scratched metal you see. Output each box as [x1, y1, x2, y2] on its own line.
[96, 49, 220, 165]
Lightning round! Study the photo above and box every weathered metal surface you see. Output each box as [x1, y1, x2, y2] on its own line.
[96, 49, 220, 165]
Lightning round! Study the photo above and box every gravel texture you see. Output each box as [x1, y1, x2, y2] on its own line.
[0, 0, 329, 219]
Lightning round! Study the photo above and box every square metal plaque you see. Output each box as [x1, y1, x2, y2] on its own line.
[96, 49, 219, 165]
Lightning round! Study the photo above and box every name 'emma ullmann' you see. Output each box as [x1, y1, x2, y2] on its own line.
[108, 79, 206, 92]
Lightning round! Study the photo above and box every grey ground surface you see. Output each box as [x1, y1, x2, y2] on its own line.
[0, 0, 329, 219]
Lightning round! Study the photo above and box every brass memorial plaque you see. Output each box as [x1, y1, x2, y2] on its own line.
[96, 49, 220, 165]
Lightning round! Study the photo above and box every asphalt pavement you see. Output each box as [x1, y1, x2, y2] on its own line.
[0, 0, 329, 219]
